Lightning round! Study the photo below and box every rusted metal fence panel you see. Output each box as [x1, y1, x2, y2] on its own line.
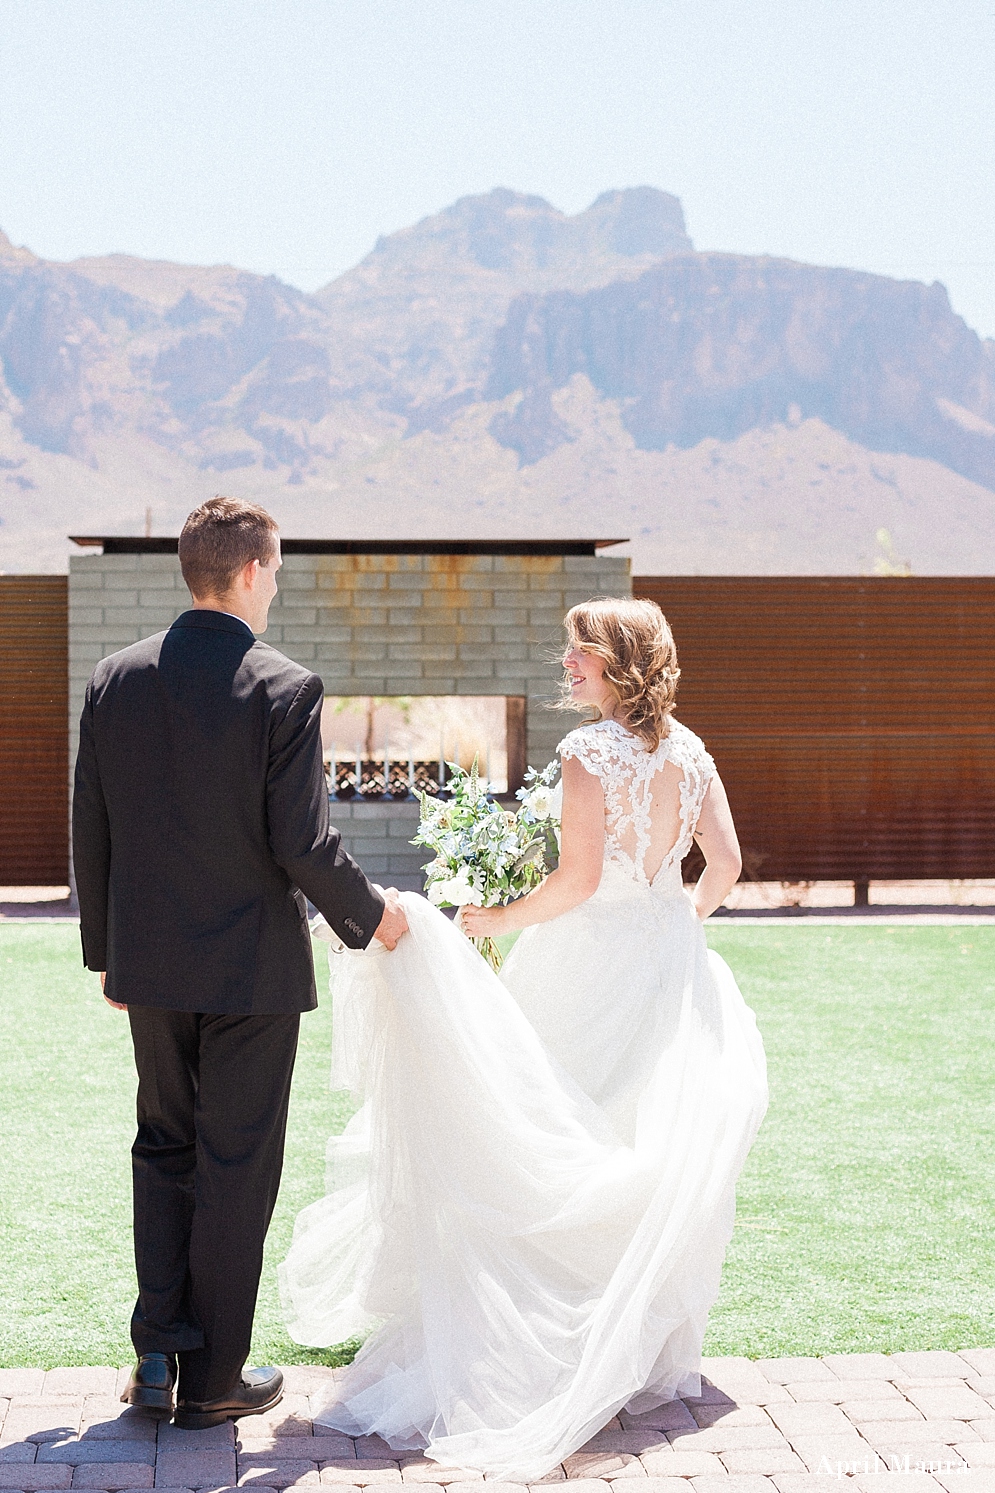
[632, 578, 995, 882]
[0, 577, 68, 884]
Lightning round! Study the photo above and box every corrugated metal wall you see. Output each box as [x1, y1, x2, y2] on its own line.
[632, 578, 995, 882]
[0, 577, 68, 884]
[8, 573, 992, 887]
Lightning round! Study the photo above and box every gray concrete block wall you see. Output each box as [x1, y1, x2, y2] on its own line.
[69, 553, 191, 768]
[68, 547, 631, 879]
[324, 800, 425, 891]
[262, 551, 631, 771]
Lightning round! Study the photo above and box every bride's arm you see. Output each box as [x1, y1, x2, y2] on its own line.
[461, 755, 605, 935]
[689, 774, 742, 920]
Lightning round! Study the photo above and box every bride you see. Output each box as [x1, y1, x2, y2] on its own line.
[279, 597, 768, 1483]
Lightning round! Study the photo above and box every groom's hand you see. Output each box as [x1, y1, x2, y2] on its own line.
[373, 888, 409, 950]
[99, 972, 128, 1012]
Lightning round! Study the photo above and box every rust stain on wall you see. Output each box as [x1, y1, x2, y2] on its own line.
[427, 554, 477, 576]
[352, 552, 400, 574]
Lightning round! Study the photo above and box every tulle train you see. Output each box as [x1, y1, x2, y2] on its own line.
[279, 879, 767, 1481]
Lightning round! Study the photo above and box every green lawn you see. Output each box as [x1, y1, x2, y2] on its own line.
[1, 920, 993, 1368]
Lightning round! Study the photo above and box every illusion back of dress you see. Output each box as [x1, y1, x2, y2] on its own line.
[558, 717, 716, 892]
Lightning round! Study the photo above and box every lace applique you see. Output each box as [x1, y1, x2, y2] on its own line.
[558, 718, 716, 889]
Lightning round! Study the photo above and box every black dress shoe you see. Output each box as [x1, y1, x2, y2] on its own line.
[173, 1366, 284, 1430]
[120, 1353, 177, 1416]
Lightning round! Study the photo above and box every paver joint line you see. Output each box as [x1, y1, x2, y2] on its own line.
[3, 1354, 995, 1489]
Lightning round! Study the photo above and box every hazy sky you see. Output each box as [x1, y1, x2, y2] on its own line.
[2, 0, 993, 335]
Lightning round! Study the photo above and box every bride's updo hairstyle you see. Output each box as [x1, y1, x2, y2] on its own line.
[560, 597, 680, 752]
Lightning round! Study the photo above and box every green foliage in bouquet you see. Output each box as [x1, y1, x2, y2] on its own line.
[411, 759, 560, 969]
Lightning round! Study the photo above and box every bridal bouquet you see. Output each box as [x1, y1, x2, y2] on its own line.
[412, 759, 560, 970]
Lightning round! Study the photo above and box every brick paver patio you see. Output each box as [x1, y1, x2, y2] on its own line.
[4, 1353, 995, 1493]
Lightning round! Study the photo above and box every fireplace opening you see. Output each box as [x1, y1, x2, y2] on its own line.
[321, 695, 526, 800]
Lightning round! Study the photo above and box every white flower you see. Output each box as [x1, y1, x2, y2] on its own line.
[525, 787, 554, 820]
[427, 866, 485, 907]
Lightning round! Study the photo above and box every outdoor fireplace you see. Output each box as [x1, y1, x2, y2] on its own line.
[67, 537, 630, 888]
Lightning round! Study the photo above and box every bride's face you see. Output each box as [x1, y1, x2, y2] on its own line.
[563, 642, 616, 717]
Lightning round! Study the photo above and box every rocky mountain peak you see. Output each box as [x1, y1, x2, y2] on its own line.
[0, 229, 38, 267]
[312, 187, 694, 410]
[321, 185, 692, 293]
[585, 187, 691, 257]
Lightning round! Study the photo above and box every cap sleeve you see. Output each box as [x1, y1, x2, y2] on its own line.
[668, 720, 717, 782]
[557, 726, 608, 783]
[695, 736, 717, 783]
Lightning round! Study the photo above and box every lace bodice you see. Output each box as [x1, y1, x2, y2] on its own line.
[557, 718, 716, 891]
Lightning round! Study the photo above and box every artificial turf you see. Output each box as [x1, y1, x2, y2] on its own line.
[1, 919, 993, 1368]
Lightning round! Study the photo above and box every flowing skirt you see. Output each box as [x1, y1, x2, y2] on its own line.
[279, 870, 767, 1482]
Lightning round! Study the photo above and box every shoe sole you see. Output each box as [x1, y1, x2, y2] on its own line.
[120, 1386, 174, 1416]
[172, 1387, 283, 1430]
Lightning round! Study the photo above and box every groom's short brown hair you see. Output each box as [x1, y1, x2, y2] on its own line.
[179, 496, 279, 600]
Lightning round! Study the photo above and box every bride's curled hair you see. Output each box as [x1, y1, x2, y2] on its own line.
[559, 597, 680, 752]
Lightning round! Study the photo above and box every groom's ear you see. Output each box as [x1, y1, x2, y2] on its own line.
[237, 557, 261, 592]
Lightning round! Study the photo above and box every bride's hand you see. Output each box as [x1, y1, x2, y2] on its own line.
[460, 903, 510, 936]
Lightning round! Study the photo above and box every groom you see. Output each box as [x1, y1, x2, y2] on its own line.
[73, 496, 408, 1428]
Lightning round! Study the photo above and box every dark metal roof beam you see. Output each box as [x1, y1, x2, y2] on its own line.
[69, 537, 628, 557]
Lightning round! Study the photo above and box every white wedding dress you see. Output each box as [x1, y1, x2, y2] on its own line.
[279, 718, 768, 1483]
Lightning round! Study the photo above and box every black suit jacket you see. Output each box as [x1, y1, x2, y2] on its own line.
[72, 609, 384, 1014]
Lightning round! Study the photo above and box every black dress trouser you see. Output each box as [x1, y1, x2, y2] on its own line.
[127, 1007, 301, 1402]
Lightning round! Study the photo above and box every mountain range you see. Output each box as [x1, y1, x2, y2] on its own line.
[1, 185, 994, 573]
